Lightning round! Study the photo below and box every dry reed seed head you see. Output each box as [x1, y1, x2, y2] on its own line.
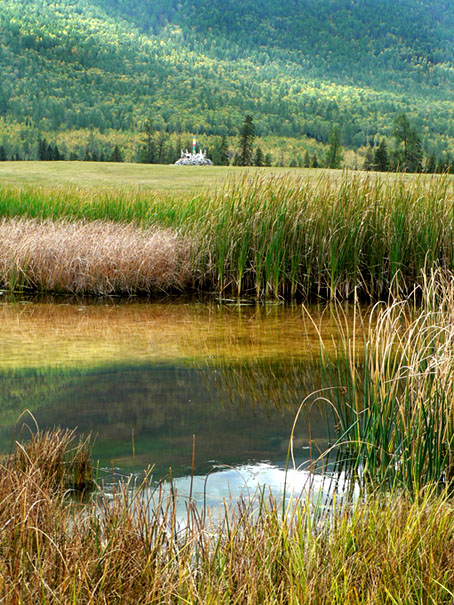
[0, 217, 191, 294]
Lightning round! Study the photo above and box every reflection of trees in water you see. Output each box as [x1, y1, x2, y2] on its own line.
[0, 368, 82, 426]
[197, 356, 329, 424]
[0, 358, 338, 475]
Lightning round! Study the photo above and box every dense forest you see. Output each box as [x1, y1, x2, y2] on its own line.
[0, 0, 453, 164]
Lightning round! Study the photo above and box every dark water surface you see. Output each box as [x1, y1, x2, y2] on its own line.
[0, 299, 363, 503]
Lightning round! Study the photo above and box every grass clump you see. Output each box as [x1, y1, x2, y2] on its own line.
[318, 272, 454, 491]
[0, 217, 190, 295]
[5, 425, 94, 491]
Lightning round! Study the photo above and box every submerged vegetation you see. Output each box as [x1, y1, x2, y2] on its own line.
[0, 173, 453, 299]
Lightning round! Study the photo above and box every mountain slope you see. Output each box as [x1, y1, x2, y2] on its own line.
[0, 0, 453, 157]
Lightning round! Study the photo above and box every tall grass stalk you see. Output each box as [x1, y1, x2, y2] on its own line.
[1, 174, 454, 298]
[320, 272, 454, 490]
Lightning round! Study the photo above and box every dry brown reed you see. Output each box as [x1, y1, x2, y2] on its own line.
[0, 217, 191, 295]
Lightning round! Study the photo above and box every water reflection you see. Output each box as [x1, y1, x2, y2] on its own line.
[0, 299, 364, 503]
[0, 360, 332, 478]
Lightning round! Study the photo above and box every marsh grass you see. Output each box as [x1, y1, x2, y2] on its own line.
[5, 424, 93, 491]
[0, 173, 453, 298]
[0, 217, 191, 295]
[317, 272, 454, 490]
[2, 429, 454, 602]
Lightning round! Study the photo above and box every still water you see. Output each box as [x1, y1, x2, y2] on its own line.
[0, 298, 363, 505]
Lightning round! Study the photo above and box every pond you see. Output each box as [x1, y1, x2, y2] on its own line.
[0, 298, 365, 507]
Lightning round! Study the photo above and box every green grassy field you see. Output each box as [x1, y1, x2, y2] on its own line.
[0, 161, 436, 192]
[0, 161, 326, 192]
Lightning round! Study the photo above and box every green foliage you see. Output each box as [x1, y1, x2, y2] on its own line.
[210, 135, 230, 166]
[237, 115, 255, 166]
[363, 146, 374, 171]
[326, 125, 343, 169]
[253, 146, 264, 167]
[1, 174, 454, 300]
[0, 0, 453, 159]
[323, 277, 454, 491]
[392, 113, 424, 172]
[374, 139, 389, 172]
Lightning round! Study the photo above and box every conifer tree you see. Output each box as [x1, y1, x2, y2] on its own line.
[264, 152, 273, 167]
[374, 139, 389, 172]
[212, 136, 229, 165]
[140, 120, 157, 163]
[254, 146, 264, 167]
[238, 115, 255, 166]
[110, 144, 123, 162]
[425, 154, 437, 174]
[38, 138, 49, 161]
[363, 146, 374, 171]
[326, 125, 343, 169]
[303, 150, 311, 167]
[392, 113, 423, 172]
[0, 145, 7, 161]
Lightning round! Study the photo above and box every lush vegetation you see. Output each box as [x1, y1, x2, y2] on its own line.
[3, 430, 454, 603]
[0, 0, 453, 164]
[0, 173, 453, 299]
[321, 275, 454, 490]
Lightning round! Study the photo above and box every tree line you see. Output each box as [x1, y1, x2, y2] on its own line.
[0, 113, 453, 174]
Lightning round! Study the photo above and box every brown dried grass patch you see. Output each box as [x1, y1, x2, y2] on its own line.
[0, 218, 191, 295]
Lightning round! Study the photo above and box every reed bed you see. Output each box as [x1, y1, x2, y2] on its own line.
[2, 429, 454, 603]
[0, 174, 453, 299]
[0, 217, 190, 295]
[317, 272, 454, 490]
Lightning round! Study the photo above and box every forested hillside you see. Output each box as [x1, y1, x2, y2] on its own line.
[1, 0, 453, 161]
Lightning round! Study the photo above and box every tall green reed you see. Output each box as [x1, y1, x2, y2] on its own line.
[320, 272, 454, 491]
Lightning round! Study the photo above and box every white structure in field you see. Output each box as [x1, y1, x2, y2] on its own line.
[174, 136, 213, 166]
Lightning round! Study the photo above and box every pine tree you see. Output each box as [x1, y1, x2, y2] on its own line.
[425, 154, 437, 174]
[363, 147, 374, 171]
[212, 136, 229, 165]
[254, 146, 264, 167]
[264, 152, 273, 167]
[140, 120, 157, 164]
[0, 145, 7, 161]
[110, 144, 123, 162]
[156, 131, 167, 164]
[392, 113, 423, 172]
[238, 115, 255, 166]
[373, 139, 389, 172]
[406, 128, 423, 172]
[38, 138, 49, 161]
[303, 150, 311, 167]
[326, 125, 343, 169]
[311, 152, 319, 168]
